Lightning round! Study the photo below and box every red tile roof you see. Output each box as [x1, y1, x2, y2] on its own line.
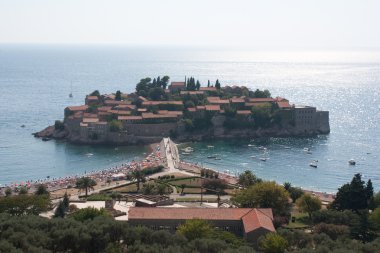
[142, 113, 178, 119]
[86, 96, 99, 100]
[170, 82, 186, 87]
[277, 101, 291, 108]
[142, 101, 183, 106]
[98, 106, 113, 112]
[210, 99, 230, 104]
[200, 87, 217, 91]
[128, 207, 275, 233]
[248, 98, 275, 103]
[82, 118, 99, 123]
[104, 100, 128, 106]
[205, 105, 220, 111]
[66, 105, 88, 111]
[230, 98, 245, 103]
[118, 116, 143, 121]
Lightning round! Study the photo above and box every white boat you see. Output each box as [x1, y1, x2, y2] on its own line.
[260, 157, 267, 162]
[250, 155, 256, 158]
[207, 145, 214, 148]
[309, 160, 318, 168]
[248, 144, 254, 147]
[348, 159, 356, 165]
[258, 146, 266, 150]
[181, 147, 194, 152]
[181, 152, 191, 155]
[214, 157, 221, 160]
[303, 147, 310, 152]
[207, 155, 217, 159]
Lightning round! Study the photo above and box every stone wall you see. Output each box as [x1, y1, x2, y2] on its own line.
[124, 123, 178, 137]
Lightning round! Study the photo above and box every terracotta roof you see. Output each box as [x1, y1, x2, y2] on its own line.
[83, 113, 98, 118]
[138, 96, 148, 102]
[207, 97, 220, 101]
[66, 105, 88, 111]
[210, 99, 230, 104]
[108, 110, 131, 115]
[205, 105, 220, 111]
[82, 118, 99, 123]
[170, 82, 186, 87]
[248, 98, 275, 103]
[104, 100, 128, 106]
[230, 98, 245, 103]
[241, 209, 275, 233]
[118, 116, 143, 121]
[157, 110, 182, 116]
[137, 108, 147, 112]
[128, 207, 275, 233]
[275, 97, 288, 102]
[200, 87, 217, 91]
[86, 96, 99, 100]
[141, 113, 178, 119]
[115, 104, 136, 110]
[180, 91, 204, 95]
[142, 101, 183, 106]
[236, 110, 251, 115]
[277, 101, 291, 108]
[98, 106, 113, 112]
[188, 108, 197, 112]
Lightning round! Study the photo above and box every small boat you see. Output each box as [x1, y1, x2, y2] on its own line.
[250, 155, 256, 158]
[181, 152, 191, 155]
[181, 147, 194, 152]
[303, 147, 310, 151]
[258, 146, 266, 150]
[348, 159, 356, 165]
[284, 146, 291, 149]
[260, 157, 267, 162]
[309, 160, 318, 168]
[207, 145, 214, 148]
[207, 155, 217, 159]
[214, 157, 221, 160]
[248, 144, 254, 147]
[20, 124, 25, 128]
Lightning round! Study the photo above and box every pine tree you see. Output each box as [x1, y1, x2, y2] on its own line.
[54, 200, 66, 218]
[196, 80, 201, 90]
[207, 80, 210, 87]
[63, 192, 69, 209]
[215, 79, 221, 89]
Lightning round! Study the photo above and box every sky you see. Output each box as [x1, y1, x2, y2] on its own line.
[0, 0, 379, 49]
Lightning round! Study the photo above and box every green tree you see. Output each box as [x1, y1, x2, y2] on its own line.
[148, 87, 165, 101]
[161, 75, 170, 89]
[142, 183, 155, 195]
[374, 191, 380, 208]
[71, 207, 110, 222]
[35, 184, 49, 196]
[215, 79, 221, 89]
[0, 195, 50, 216]
[296, 194, 322, 220]
[369, 207, 380, 231]
[288, 187, 304, 203]
[331, 173, 373, 212]
[196, 80, 201, 90]
[238, 170, 262, 188]
[232, 181, 290, 216]
[63, 192, 70, 209]
[90, 90, 100, 96]
[76, 177, 97, 197]
[178, 219, 214, 241]
[259, 233, 288, 253]
[109, 120, 122, 132]
[131, 170, 146, 192]
[54, 200, 67, 218]
[115, 90, 122, 100]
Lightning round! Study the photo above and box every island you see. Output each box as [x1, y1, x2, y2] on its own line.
[34, 76, 330, 144]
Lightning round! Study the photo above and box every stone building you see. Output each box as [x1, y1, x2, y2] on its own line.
[128, 207, 275, 245]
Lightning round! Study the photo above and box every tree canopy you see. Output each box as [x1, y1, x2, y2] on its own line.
[232, 181, 290, 217]
[296, 194, 322, 219]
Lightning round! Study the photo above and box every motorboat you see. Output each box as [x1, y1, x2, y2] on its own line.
[348, 159, 356, 165]
[309, 160, 318, 168]
[258, 146, 266, 150]
[250, 155, 256, 158]
[248, 144, 254, 147]
[260, 157, 267, 162]
[303, 147, 310, 152]
[214, 157, 221, 160]
[207, 155, 217, 159]
[207, 145, 214, 148]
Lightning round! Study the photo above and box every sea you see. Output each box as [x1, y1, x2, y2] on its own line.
[0, 44, 379, 192]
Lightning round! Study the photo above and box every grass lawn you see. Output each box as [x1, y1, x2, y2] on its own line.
[285, 212, 312, 229]
[168, 177, 202, 187]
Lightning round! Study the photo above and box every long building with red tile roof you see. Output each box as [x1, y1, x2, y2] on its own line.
[128, 207, 275, 244]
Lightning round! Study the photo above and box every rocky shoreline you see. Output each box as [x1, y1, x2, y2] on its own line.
[33, 124, 328, 145]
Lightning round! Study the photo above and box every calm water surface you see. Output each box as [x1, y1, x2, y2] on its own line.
[0, 45, 379, 192]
